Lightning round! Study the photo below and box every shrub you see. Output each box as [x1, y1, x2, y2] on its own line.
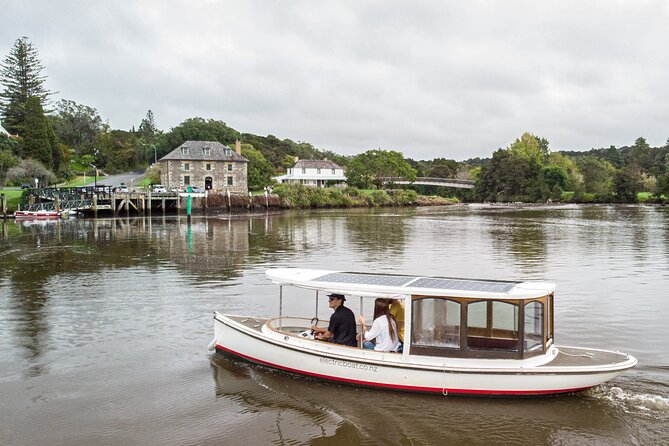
[367, 190, 391, 206]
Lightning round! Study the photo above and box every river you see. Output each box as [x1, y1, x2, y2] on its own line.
[0, 204, 667, 445]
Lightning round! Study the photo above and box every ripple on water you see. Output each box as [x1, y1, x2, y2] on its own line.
[588, 384, 669, 418]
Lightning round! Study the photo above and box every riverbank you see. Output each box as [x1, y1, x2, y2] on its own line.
[270, 184, 457, 208]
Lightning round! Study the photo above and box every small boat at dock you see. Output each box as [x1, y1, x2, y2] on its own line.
[14, 210, 61, 219]
[211, 268, 637, 397]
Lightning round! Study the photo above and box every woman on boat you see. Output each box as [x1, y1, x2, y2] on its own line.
[358, 299, 401, 352]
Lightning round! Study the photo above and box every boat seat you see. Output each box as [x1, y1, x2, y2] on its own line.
[467, 336, 518, 350]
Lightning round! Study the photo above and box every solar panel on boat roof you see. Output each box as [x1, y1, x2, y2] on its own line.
[411, 277, 518, 293]
[316, 272, 519, 293]
[317, 272, 415, 287]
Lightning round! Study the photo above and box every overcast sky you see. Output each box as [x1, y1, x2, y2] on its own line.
[2, 1, 668, 160]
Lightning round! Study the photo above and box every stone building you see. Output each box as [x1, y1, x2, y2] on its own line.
[159, 140, 248, 194]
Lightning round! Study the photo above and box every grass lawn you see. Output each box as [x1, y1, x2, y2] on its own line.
[0, 189, 24, 212]
[58, 176, 91, 187]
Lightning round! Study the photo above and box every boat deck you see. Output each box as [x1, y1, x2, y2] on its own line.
[541, 346, 631, 368]
[228, 315, 267, 332]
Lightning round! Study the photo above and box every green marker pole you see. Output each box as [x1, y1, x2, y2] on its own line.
[186, 185, 192, 220]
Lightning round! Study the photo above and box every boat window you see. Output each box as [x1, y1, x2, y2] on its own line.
[524, 301, 544, 352]
[412, 298, 461, 348]
[547, 294, 553, 343]
[466, 301, 519, 351]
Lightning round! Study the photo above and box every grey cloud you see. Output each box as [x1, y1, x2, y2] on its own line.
[2, 0, 668, 160]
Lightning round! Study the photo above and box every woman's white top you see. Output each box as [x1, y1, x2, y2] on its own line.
[364, 316, 401, 352]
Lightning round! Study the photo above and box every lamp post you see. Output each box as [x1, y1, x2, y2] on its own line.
[142, 143, 157, 165]
[91, 164, 97, 188]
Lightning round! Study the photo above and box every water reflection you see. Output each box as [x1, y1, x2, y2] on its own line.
[483, 206, 549, 273]
[344, 208, 412, 257]
[210, 355, 353, 444]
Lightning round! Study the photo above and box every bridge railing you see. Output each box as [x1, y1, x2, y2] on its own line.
[379, 177, 475, 186]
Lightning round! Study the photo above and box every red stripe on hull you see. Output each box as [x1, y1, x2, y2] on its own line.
[215, 344, 590, 396]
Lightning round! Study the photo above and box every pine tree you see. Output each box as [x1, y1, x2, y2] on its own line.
[22, 96, 53, 167]
[0, 37, 53, 135]
[138, 109, 158, 140]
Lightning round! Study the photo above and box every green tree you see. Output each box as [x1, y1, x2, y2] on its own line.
[477, 149, 530, 201]
[547, 152, 582, 192]
[281, 154, 297, 171]
[163, 117, 239, 155]
[47, 118, 61, 173]
[95, 130, 139, 173]
[49, 99, 106, 154]
[138, 109, 159, 142]
[423, 158, 459, 178]
[0, 37, 53, 135]
[476, 132, 549, 202]
[22, 96, 53, 167]
[346, 149, 416, 189]
[241, 144, 275, 190]
[0, 132, 19, 155]
[0, 148, 19, 185]
[614, 163, 644, 203]
[577, 156, 615, 197]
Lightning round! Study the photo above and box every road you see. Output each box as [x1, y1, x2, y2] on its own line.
[85, 171, 146, 188]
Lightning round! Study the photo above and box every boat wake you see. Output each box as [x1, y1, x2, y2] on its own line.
[589, 385, 669, 416]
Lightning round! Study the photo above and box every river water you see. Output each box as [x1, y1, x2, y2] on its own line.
[0, 205, 667, 445]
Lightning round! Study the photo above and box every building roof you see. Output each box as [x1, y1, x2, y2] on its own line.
[160, 141, 248, 162]
[293, 159, 342, 170]
[0, 121, 9, 135]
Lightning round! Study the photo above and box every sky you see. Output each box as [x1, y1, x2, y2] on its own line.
[2, 0, 669, 161]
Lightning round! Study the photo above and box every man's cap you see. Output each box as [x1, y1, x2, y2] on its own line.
[327, 293, 346, 301]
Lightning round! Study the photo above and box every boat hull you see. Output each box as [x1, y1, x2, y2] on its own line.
[213, 314, 636, 397]
[14, 210, 60, 219]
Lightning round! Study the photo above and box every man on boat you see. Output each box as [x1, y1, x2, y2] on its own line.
[311, 293, 357, 347]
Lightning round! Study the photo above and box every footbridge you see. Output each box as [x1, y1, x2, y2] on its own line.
[379, 177, 475, 189]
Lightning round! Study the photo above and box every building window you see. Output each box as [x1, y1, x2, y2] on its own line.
[181, 147, 189, 155]
[227, 163, 233, 172]
[206, 163, 212, 171]
[183, 175, 190, 185]
[227, 177, 233, 186]
[317, 168, 321, 174]
[302, 168, 306, 174]
[183, 163, 190, 171]
[331, 168, 335, 174]
[203, 147, 210, 155]
[224, 148, 231, 156]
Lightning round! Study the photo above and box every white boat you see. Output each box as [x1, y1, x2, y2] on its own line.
[14, 210, 60, 219]
[211, 268, 637, 397]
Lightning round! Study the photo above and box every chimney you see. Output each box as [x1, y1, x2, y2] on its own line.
[235, 140, 241, 155]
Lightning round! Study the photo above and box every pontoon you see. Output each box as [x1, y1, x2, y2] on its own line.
[211, 268, 636, 396]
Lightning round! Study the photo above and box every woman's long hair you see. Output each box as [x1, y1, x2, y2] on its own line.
[373, 299, 397, 342]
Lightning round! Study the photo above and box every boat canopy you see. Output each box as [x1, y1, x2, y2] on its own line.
[265, 268, 555, 300]
[268, 268, 556, 359]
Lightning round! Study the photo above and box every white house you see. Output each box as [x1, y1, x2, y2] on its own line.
[274, 159, 347, 188]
